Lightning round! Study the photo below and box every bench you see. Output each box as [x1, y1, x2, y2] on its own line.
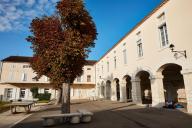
[77, 109, 94, 123]
[10, 102, 34, 114]
[42, 113, 82, 126]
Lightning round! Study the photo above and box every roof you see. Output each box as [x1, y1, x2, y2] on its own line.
[96, 0, 169, 64]
[1, 56, 97, 65]
[1, 56, 32, 63]
[85, 60, 97, 65]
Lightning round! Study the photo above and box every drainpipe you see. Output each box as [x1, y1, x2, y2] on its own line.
[94, 64, 97, 99]
[0, 61, 3, 101]
[0, 61, 3, 82]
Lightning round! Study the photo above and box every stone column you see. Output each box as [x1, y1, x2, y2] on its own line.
[97, 87, 100, 98]
[16, 88, 20, 100]
[131, 79, 142, 104]
[120, 81, 127, 102]
[111, 81, 117, 101]
[150, 75, 165, 107]
[181, 70, 192, 113]
[100, 81, 106, 99]
[95, 84, 100, 98]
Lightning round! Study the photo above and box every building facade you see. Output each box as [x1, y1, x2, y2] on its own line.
[0, 56, 96, 101]
[95, 0, 192, 113]
[0, 0, 192, 113]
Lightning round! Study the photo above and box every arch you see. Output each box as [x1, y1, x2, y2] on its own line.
[113, 78, 119, 83]
[113, 78, 120, 101]
[135, 70, 152, 104]
[157, 63, 186, 108]
[122, 75, 132, 101]
[135, 70, 150, 79]
[122, 75, 131, 82]
[132, 67, 154, 80]
[157, 63, 182, 73]
[105, 80, 111, 100]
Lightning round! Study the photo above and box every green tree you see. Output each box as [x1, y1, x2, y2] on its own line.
[27, 0, 97, 113]
[30, 86, 39, 98]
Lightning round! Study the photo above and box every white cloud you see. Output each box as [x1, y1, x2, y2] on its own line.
[26, 0, 36, 7]
[0, 0, 60, 32]
[0, 17, 12, 31]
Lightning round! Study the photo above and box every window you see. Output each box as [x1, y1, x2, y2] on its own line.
[87, 75, 91, 82]
[123, 49, 127, 64]
[8, 72, 14, 81]
[21, 73, 27, 81]
[45, 77, 49, 82]
[20, 88, 26, 98]
[97, 67, 99, 74]
[101, 65, 103, 74]
[137, 39, 143, 57]
[114, 56, 117, 69]
[87, 68, 91, 70]
[77, 76, 81, 82]
[159, 24, 169, 47]
[23, 65, 30, 68]
[10, 64, 15, 69]
[32, 77, 39, 81]
[44, 88, 49, 93]
[107, 62, 109, 72]
[6, 88, 13, 99]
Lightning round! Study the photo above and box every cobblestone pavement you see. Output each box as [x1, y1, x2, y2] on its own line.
[12, 100, 192, 128]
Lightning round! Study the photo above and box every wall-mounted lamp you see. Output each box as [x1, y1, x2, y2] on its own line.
[169, 44, 187, 58]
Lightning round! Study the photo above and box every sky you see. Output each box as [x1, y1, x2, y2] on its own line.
[0, 0, 163, 61]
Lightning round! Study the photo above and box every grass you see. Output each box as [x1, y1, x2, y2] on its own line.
[37, 100, 50, 103]
[0, 101, 10, 113]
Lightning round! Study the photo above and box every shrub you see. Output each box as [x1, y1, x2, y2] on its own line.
[30, 86, 39, 98]
[36, 93, 51, 101]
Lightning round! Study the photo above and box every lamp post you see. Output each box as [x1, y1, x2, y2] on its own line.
[169, 44, 187, 58]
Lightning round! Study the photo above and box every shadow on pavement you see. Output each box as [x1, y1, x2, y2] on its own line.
[12, 102, 192, 128]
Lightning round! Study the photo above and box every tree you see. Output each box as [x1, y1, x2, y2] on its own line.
[27, 0, 97, 113]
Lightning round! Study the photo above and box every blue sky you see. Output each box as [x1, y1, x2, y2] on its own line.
[0, 0, 162, 60]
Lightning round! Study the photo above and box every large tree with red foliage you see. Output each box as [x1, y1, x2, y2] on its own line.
[27, 0, 97, 113]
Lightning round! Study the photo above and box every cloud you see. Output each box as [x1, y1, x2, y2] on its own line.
[26, 0, 36, 7]
[0, 0, 59, 32]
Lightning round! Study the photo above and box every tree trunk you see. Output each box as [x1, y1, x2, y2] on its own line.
[55, 88, 62, 105]
[61, 82, 71, 113]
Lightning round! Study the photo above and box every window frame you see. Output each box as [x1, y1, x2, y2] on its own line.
[6, 88, 13, 99]
[114, 56, 117, 69]
[77, 76, 81, 82]
[44, 88, 49, 93]
[107, 61, 109, 72]
[20, 88, 26, 98]
[123, 49, 127, 64]
[87, 75, 91, 82]
[21, 73, 27, 81]
[159, 23, 169, 47]
[137, 39, 143, 57]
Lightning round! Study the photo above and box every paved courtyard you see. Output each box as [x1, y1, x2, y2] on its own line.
[12, 100, 192, 128]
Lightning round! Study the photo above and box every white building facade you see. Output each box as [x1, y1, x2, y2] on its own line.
[0, 56, 96, 101]
[0, 0, 192, 113]
[95, 0, 192, 113]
